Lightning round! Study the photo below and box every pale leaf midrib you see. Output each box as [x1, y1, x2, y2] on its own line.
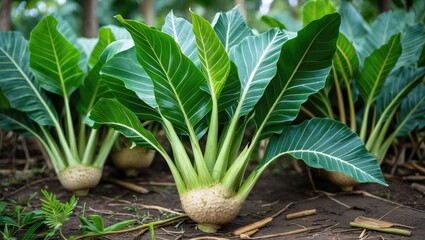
[0, 47, 57, 127]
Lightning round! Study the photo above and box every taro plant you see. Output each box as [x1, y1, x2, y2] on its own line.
[87, 8, 386, 232]
[0, 15, 132, 195]
[300, 0, 425, 164]
[290, 0, 425, 188]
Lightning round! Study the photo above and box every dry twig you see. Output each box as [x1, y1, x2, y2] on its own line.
[285, 209, 317, 220]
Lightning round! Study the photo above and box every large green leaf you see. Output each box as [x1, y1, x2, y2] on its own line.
[376, 66, 425, 118]
[87, 98, 160, 149]
[192, 12, 230, 99]
[0, 109, 44, 139]
[254, 13, 340, 138]
[333, 33, 359, 78]
[52, 13, 88, 73]
[212, 6, 254, 52]
[77, 40, 134, 115]
[116, 16, 211, 132]
[88, 27, 116, 68]
[397, 24, 425, 67]
[358, 10, 406, 61]
[162, 11, 200, 67]
[356, 34, 402, 106]
[302, 0, 336, 26]
[100, 46, 161, 121]
[261, 118, 386, 185]
[396, 85, 425, 137]
[29, 15, 84, 97]
[229, 28, 287, 117]
[338, 1, 369, 44]
[0, 32, 57, 126]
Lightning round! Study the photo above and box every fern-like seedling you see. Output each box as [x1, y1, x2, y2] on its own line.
[40, 189, 77, 239]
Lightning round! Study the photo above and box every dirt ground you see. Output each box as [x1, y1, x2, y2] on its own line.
[1, 137, 424, 239]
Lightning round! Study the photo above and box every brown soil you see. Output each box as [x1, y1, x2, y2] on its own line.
[1, 137, 424, 239]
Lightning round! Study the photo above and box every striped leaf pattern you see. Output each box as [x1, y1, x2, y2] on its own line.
[29, 15, 85, 97]
[333, 33, 359, 78]
[77, 40, 134, 115]
[261, 118, 387, 185]
[358, 10, 405, 61]
[0, 109, 44, 139]
[192, 12, 230, 99]
[357, 34, 401, 106]
[0, 32, 57, 126]
[220, 62, 240, 114]
[376, 66, 425, 118]
[87, 98, 161, 149]
[338, 1, 369, 44]
[254, 13, 340, 138]
[162, 11, 200, 67]
[230, 28, 287, 117]
[397, 24, 425, 67]
[116, 16, 211, 131]
[52, 13, 88, 72]
[212, 6, 254, 52]
[100, 46, 161, 121]
[396, 85, 425, 137]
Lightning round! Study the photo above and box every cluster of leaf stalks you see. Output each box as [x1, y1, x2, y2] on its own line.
[0, 3, 394, 234]
[0, 190, 185, 240]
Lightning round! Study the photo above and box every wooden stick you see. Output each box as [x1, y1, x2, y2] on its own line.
[104, 178, 149, 194]
[138, 181, 176, 186]
[239, 229, 259, 238]
[240, 225, 326, 239]
[411, 183, 425, 194]
[233, 202, 294, 236]
[402, 175, 425, 181]
[233, 217, 273, 236]
[286, 209, 317, 220]
[410, 162, 425, 175]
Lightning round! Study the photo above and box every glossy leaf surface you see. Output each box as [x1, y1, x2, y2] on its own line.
[254, 13, 340, 138]
[29, 15, 84, 96]
[262, 118, 386, 185]
[0, 32, 57, 126]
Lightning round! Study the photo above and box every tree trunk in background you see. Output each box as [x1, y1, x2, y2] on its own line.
[0, 0, 12, 31]
[82, 0, 98, 37]
[377, 0, 390, 13]
[235, 0, 247, 21]
[139, 0, 154, 26]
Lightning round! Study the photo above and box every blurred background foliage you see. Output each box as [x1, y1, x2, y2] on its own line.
[0, 0, 418, 38]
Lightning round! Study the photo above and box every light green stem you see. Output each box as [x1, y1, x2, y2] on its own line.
[81, 128, 99, 165]
[78, 119, 87, 159]
[332, 67, 346, 124]
[162, 118, 199, 190]
[349, 222, 411, 236]
[40, 127, 67, 172]
[359, 103, 372, 141]
[204, 98, 219, 171]
[92, 129, 120, 168]
[63, 94, 78, 158]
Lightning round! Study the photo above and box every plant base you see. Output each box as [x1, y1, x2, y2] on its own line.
[180, 185, 243, 233]
[326, 171, 357, 191]
[58, 165, 102, 196]
[111, 146, 155, 177]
